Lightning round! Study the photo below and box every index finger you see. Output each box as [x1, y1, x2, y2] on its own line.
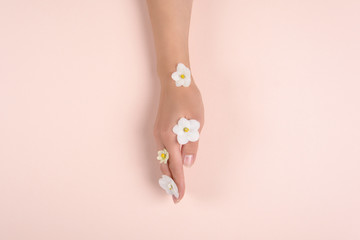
[163, 140, 185, 203]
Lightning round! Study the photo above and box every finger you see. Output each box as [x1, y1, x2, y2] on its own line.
[160, 160, 171, 177]
[164, 141, 185, 203]
[181, 140, 199, 167]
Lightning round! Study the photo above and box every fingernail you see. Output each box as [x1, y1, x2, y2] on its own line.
[183, 155, 194, 167]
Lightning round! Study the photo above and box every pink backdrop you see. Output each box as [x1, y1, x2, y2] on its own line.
[1, 0, 359, 239]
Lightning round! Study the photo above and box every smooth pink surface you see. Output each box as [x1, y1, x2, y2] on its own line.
[1, 1, 360, 239]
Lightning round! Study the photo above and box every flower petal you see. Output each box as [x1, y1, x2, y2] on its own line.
[162, 175, 172, 182]
[183, 78, 191, 87]
[189, 119, 200, 130]
[172, 124, 181, 134]
[177, 134, 189, 145]
[158, 175, 179, 197]
[171, 72, 180, 81]
[177, 63, 187, 72]
[184, 67, 191, 76]
[170, 183, 179, 198]
[164, 175, 179, 198]
[159, 177, 168, 190]
[178, 117, 190, 128]
[159, 176, 172, 194]
[187, 130, 200, 142]
[175, 79, 185, 87]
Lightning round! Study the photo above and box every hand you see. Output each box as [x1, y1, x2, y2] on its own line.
[153, 75, 204, 203]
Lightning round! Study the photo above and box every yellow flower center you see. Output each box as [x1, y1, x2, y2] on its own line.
[168, 184, 173, 190]
[183, 127, 189, 132]
[161, 153, 166, 159]
[180, 74, 185, 79]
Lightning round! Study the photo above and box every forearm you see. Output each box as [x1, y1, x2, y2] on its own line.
[146, 0, 193, 80]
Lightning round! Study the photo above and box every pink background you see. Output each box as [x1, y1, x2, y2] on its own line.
[1, 0, 359, 239]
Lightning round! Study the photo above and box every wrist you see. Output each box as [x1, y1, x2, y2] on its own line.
[155, 46, 190, 74]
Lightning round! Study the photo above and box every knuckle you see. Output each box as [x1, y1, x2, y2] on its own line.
[153, 125, 166, 140]
[159, 128, 172, 140]
[159, 165, 168, 174]
[169, 159, 182, 171]
[153, 129, 160, 139]
[168, 160, 179, 170]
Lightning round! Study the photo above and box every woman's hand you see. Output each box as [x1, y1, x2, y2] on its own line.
[153, 75, 204, 203]
[146, 0, 198, 203]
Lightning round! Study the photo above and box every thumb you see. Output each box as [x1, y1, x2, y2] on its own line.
[181, 141, 199, 167]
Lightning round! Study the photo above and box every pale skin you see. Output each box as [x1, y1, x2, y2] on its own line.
[146, 0, 204, 203]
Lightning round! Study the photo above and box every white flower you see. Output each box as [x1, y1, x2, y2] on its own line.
[171, 63, 191, 87]
[172, 117, 200, 145]
[157, 149, 169, 164]
[158, 175, 179, 199]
